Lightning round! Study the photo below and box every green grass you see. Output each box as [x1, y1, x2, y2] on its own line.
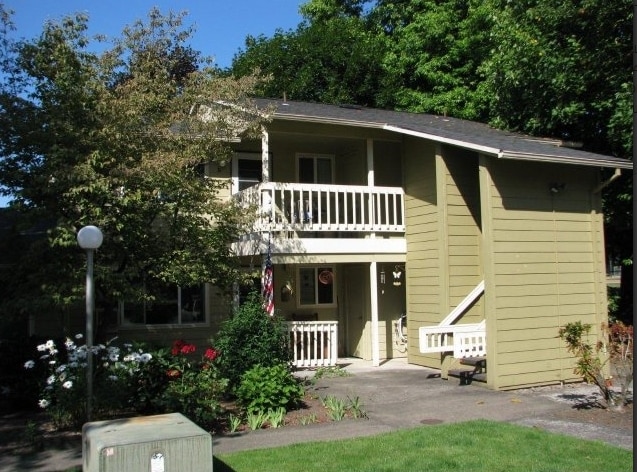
[215, 420, 632, 472]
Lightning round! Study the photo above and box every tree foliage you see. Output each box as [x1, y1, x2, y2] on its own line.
[0, 7, 267, 320]
[479, 0, 632, 155]
[230, 1, 385, 106]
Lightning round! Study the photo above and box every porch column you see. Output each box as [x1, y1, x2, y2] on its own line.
[370, 261, 380, 366]
[367, 138, 376, 237]
[262, 127, 270, 183]
[366, 138, 374, 186]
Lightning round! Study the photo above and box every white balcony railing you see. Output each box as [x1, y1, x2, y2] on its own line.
[287, 320, 338, 368]
[235, 182, 405, 234]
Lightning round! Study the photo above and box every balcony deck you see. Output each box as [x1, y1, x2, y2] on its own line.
[233, 182, 406, 258]
[235, 182, 405, 234]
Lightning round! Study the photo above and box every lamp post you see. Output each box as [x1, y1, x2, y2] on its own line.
[77, 225, 103, 422]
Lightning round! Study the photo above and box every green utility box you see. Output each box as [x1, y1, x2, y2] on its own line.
[82, 413, 212, 472]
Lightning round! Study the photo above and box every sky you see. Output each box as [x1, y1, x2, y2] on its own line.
[6, 0, 305, 67]
[0, 1, 305, 207]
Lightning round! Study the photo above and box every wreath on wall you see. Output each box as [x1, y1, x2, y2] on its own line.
[319, 270, 334, 285]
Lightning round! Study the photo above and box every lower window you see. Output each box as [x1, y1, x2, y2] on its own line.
[120, 284, 205, 325]
[298, 267, 335, 307]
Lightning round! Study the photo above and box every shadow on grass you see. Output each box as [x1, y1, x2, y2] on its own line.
[213, 455, 237, 472]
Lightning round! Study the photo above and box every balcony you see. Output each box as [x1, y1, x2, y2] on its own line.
[235, 182, 405, 236]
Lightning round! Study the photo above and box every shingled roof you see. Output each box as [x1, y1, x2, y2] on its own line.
[256, 99, 632, 170]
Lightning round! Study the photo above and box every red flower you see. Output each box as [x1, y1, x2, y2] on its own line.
[180, 343, 196, 355]
[171, 339, 185, 356]
[171, 339, 196, 355]
[204, 348, 218, 361]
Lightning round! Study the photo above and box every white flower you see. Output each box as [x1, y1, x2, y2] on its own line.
[68, 361, 79, 369]
[48, 360, 56, 365]
[64, 338, 75, 349]
[108, 375, 119, 381]
[62, 381, 73, 389]
[45, 340, 55, 350]
[38, 399, 50, 408]
[55, 365, 67, 373]
[36, 344, 47, 352]
[24, 360, 35, 369]
[46, 375, 55, 385]
[140, 353, 152, 363]
[75, 333, 83, 340]
[109, 353, 119, 362]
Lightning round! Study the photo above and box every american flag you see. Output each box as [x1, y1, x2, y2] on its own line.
[262, 256, 274, 316]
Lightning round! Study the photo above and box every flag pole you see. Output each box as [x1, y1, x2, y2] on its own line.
[263, 230, 274, 316]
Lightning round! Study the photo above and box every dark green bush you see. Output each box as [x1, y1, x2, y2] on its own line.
[235, 363, 303, 414]
[213, 292, 291, 389]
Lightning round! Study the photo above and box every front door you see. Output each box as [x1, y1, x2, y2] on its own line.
[344, 264, 370, 359]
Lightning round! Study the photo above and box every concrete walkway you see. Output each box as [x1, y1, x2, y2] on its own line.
[215, 358, 633, 453]
[0, 358, 632, 471]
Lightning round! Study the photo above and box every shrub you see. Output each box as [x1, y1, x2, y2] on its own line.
[152, 340, 227, 428]
[559, 321, 633, 410]
[24, 336, 152, 428]
[213, 292, 291, 389]
[235, 363, 303, 414]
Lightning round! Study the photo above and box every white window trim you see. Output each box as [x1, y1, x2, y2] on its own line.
[296, 266, 337, 308]
[231, 151, 272, 194]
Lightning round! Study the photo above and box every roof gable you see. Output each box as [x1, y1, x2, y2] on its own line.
[256, 99, 632, 170]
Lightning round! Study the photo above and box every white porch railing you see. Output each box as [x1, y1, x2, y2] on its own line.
[418, 321, 486, 359]
[287, 320, 338, 368]
[419, 280, 486, 359]
[236, 182, 405, 234]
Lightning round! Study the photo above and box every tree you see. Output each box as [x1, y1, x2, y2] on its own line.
[0, 7, 267, 328]
[371, 0, 494, 118]
[229, 2, 386, 106]
[479, 0, 632, 152]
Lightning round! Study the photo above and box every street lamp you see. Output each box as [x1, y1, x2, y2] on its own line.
[77, 225, 103, 422]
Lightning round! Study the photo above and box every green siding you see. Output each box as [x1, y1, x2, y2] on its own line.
[484, 159, 608, 389]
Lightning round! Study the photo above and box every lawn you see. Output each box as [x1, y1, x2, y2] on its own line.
[214, 420, 632, 472]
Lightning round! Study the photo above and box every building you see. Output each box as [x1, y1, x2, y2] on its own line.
[56, 99, 637, 390]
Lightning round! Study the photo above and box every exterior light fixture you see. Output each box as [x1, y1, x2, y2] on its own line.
[77, 225, 103, 422]
[549, 183, 566, 194]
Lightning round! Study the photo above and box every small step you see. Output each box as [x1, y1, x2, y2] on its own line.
[448, 368, 487, 384]
[459, 356, 486, 368]
[449, 356, 487, 385]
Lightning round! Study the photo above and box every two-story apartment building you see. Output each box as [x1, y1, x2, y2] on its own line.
[64, 99, 633, 390]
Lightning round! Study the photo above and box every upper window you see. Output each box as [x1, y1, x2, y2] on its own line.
[298, 266, 335, 307]
[231, 152, 272, 194]
[297, 153, 333, 184]
[120, 283, 206, 326]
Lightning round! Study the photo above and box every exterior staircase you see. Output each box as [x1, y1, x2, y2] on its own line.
[448, 356, 487, 385]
